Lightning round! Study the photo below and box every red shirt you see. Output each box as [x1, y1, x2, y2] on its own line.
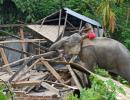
[86, 32, 96, 39]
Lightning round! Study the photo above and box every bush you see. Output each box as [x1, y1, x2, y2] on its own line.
[0, 79, 15, 100]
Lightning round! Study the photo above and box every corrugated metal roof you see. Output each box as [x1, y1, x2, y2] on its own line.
[64, 8, 101, 27]
[27, 25, 64, 42]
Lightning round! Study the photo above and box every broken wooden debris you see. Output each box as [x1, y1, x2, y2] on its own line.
[63, 56, 82, 89]
[0, 51, 58, 70]
[40, 57, 65, 84]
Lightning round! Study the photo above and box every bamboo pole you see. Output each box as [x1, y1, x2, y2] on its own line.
[61, 13, 68, 38]
[58, 10, 62, 37]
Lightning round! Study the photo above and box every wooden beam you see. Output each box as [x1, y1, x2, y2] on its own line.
[0, 39, 46, 44]
[11, 80, 41, 87]
[41, 82, 59, 93]
[19, 27, 27, 58]
[40, 57, 64, 84]
[61, 13, 68, 38]
[58, 10, 62, 37]
[36, 10, 60, 23]
[67, 20, 77, 30]
[0, 48, 13, 74]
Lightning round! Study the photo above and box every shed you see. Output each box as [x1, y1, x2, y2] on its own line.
[27, 8, 103, 42]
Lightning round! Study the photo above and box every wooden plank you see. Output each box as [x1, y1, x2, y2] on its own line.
[19, 27, 27, 58]
[0, 48, 13, 74]
[11, 80, 41, 87]
[63, 56, 82, 89]
[27, 25, 64, 42]
[40, 57, 64, 84]
[41, 82, 59, 93]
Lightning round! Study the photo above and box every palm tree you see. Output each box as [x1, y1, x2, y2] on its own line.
[96, 0, 124, 33]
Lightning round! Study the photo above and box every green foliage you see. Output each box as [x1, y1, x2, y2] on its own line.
[0, 80, 14, 100]
[67, 75, 126, 100]
[67, 93, 78, 100]
[94, 66, 111, 77]
[0, 0, 4, 4]
[0, 91, 8, 100]
[117, 76, 130, 87]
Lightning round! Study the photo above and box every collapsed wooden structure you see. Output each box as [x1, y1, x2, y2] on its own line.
[0, 8, 130, 100]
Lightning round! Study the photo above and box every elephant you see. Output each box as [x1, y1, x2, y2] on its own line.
[49, 33, 130, 82]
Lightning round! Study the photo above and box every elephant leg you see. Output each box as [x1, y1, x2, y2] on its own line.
[118, 66, 130, 83]
[80, 46, 97, 72]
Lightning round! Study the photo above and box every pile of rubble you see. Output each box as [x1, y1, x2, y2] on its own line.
[0, 27, 89, 100]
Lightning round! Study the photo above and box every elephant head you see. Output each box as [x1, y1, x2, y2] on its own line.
[50, 33, 82, 55]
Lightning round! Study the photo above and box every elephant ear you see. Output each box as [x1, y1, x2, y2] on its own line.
[64, 33, 81, 55]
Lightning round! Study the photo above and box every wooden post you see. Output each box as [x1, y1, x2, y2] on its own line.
[58, 10, 62, 37]
[0, 48, 13, 74]
[19, 27, 27, 58]
[61, 13, 68, 38]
